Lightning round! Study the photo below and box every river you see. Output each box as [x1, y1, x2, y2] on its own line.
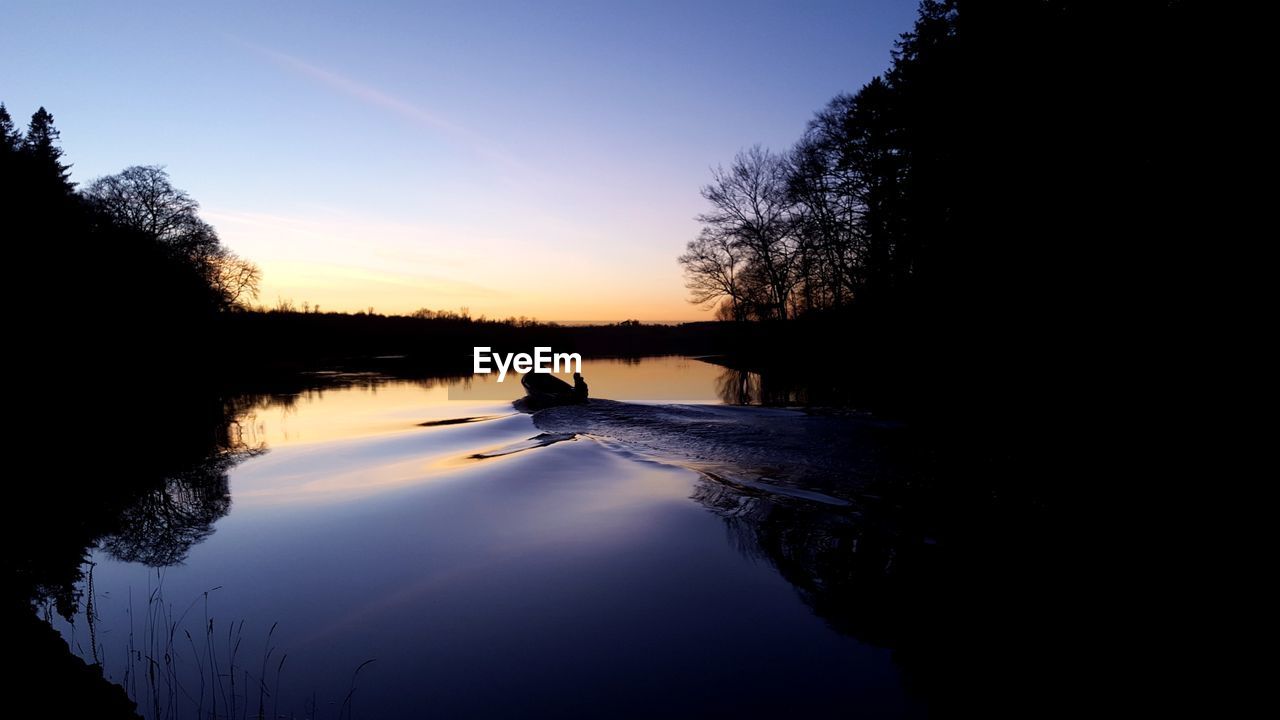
[47, 356, 926, 718]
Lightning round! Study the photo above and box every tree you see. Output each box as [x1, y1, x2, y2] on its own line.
[841, 78, 908, 305]
[678, 228, 748, 321]
[23, 107, 73, 189]
[788, 78, 908, 309]
[787, 110, 861, 310]
[0, 103, 20, 154]
[212, 250, 262, 307]
[691, 146, 798, 320]
[82, 165, 216, 259]
[0, 104, 23, 190]
[82, 165, 260, 308]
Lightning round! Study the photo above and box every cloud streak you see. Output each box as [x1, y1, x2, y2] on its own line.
[236, 38, 529, 175]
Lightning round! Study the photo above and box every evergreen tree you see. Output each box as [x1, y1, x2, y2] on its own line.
[0, 103, 21, 153]
[24, 106, 74, 189]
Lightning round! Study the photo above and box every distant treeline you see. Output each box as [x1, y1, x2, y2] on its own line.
[218, 309, 734, 377]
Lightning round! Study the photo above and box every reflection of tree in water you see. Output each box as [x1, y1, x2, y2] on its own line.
[715, 366, 814, 406]
[691, 473, 937, 677]
[704, 368, 937, 659]
[716, 365, 864, 407]
[716, 367, 762, 404]
[97, 452, 246, 566]
[97, 373, 469, 568]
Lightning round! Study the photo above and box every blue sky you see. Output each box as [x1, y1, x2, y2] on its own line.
[3, 0, 919, 320]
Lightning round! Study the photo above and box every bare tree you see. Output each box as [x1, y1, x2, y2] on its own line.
[678, 227, 748, 321]
[83, 165, 219, 258]
[212, 250, 262, 307]
[787, 119, 863, 309]
[82, 164, 260, 308]
[788, 80, 908, 308]
[693, 146, 798, 320]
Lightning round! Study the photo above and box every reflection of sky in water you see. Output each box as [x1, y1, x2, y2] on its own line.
[54, 357, 921, 718]
[233, 356, 726, 449]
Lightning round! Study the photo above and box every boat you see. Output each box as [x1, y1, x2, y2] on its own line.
[520, 372, 587, 409]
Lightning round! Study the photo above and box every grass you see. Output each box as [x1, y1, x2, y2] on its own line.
[58, 568, 378, 719]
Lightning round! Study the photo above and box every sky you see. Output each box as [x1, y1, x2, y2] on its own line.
[2, 0, 918, 322]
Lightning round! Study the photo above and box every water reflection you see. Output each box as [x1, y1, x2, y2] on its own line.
[528, 393, 928, 666]
[226, 372, 471, 447]
[714, 364, 866, 406]
[717, 365, 762, 404]
[29, 357, 929, 718]
[691, 475, 923, 647]
[97, 453, 242, 566]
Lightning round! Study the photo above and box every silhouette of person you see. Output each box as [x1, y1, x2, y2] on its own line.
[573, 372, 589, 402]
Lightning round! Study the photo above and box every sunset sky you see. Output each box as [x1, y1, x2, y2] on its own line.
[3, 0, 916, 321]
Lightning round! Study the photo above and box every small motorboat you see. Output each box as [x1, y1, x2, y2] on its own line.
[520, 372, 588, 409]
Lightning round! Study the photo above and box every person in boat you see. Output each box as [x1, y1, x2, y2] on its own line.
[520, 370, 589, 407]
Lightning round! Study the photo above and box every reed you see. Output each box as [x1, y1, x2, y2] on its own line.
[58, 572, 376, 719]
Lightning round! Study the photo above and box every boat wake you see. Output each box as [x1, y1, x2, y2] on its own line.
[412, 397, 907, 510]
[523, 399, 908, 506]
[467, 431, 578, 459]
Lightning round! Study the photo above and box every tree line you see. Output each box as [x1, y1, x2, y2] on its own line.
[679, 5, 945, 322]
[681, 0, 1198, 335]
[678, 0, 1202, 426]
[1, 103, 259, 312]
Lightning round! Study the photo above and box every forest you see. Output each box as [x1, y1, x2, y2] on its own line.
[679, 0, 1205, 463]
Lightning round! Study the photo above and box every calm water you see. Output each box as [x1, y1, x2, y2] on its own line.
[52, 357, 923, 718]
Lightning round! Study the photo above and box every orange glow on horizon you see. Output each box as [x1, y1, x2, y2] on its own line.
[208, 209, 710, 323]
[252, 260, 709, 322]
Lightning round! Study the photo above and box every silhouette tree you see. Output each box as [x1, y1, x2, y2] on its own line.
[685, 146, 797, 320]
[837, 78, 907, 305]
[83, 165, 217, 260]
[787, 97, 863, 311]
[0, 104, 24, 191]
[0, 103, 20, 154]
[678, 228, 748, 321]
[83, 165, 260, 308]
[23, 106, 73, 190]
[212, 251, 262, 306]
